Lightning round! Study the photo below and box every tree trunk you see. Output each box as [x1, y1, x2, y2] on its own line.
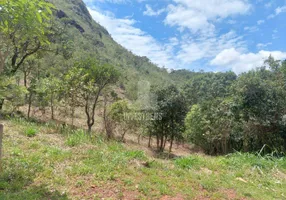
[24, 71, 27, 88]
[160, 134, 164, 152]
[156, 134, 159, 149]
[169, 135, 174, 153]
[27, 93, 33, 118]
[148, 133, 152, 147]
[85, 92, 100, 136]
[71, 106, 75, 126]
[50, 93, 54, 120]
[103, 95, 113, 140]
[88, 125, 92, 134]
[0, 124, 3, 172]
[137, 134, 141, 144]
[0, 99, 4, 111]
[163, 135, 168, 150]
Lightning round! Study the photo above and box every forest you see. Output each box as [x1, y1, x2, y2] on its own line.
[0, 0, 286, 199]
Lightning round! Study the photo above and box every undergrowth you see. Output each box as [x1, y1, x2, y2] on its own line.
[0, 117, 285, 200]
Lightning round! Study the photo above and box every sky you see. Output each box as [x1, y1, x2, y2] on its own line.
[83, 0, 286, 74]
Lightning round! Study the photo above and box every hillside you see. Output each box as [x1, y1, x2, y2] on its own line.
[47, 0, 176, 99]
[1, 1, 286, 199]
[0, 118, 286, 199]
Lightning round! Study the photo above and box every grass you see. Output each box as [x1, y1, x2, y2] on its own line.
[23, 127, 38, 137]
[65, 129, 91, 147]
[0, 118, 286, 199]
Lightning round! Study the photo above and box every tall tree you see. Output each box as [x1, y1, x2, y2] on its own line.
[66, 58, 120, 133]
[148, 85, 187, 153]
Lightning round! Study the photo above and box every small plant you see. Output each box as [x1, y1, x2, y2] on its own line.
[174, 156, 202, 169]
[65, 129, 90, 147]
[24, 127, 38, 137]
[124, 150, 146, 160]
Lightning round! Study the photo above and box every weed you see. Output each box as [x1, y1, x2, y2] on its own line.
[24, 127, 38, 137]
[174, 156, 203, 169]
[65, 129, 90, 147]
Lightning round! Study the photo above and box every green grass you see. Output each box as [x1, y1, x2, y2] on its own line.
[65, 129, 91, 147]
[0, 118, 286, 199]
[23, 127, 38, 137]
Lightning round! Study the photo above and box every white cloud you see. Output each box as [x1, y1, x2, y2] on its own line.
[244, 26, 259, 32]
[87, 7, 176, 68]
[86, 4, 249, 71]
[268, 6, 286, 19]
[143, 5, 165, 16]
[164, 0, 251, 33]
[272, 29, 279, 39]
[265, 1, 273, 8]
[256, 42, 272, 49]
[275, 6, 286, 15]
[176, 31, 246, 64]
[227, 20, 237, 24]
[85, 0, 285, 74]
[257, 20, 264, 25]
[211, 48, 286, 74]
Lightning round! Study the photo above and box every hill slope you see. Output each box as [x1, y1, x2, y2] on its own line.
[48, 0, 175, 99]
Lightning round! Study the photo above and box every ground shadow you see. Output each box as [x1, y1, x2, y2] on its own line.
[0, 185, 69, 200]
[0, 163, 69, 200]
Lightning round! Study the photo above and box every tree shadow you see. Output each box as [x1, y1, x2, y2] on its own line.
[0, 185, 69, 200]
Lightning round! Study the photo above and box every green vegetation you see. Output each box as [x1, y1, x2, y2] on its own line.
[147, 85, 187, 153]
[65, 129, 91, 147]
[184, 57, 286, 155]
[0, 119, 285, 199]
[23, 126, 38, 137]
[0, 0, 286, 199]
[0, 0, 54, 74]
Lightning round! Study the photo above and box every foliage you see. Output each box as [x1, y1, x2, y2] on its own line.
[0, 75, 27, 112]
[36, 76, 62, 119]
[182, 71, 236, 107]
[0, 0, 54, 74]
[23, 127, 38, 137]
[184, 99, 234, 154]
[184, 58, 286, 155]
[148, 85, 188, 152]
[109, 100, 139, 141]
[64, 58, 120, 132]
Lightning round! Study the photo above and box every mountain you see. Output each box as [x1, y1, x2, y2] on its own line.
[48, 0, 178, 99]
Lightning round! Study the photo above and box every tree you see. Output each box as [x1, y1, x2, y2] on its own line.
[231, 67, 286, 153]
[148, 85, 187, 153]
[64, 67, 85, 126]
[66, 58, 120, 133]
[0, 75, 27, 113]
[182, 72, 236, 108]
[36, 76, 62, 120]
[184, 99, 234, 155]
[109, 100, 139, 141]
[0, 0, 54, 74]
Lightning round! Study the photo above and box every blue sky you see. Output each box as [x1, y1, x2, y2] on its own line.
[83, 0, 286, 74]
